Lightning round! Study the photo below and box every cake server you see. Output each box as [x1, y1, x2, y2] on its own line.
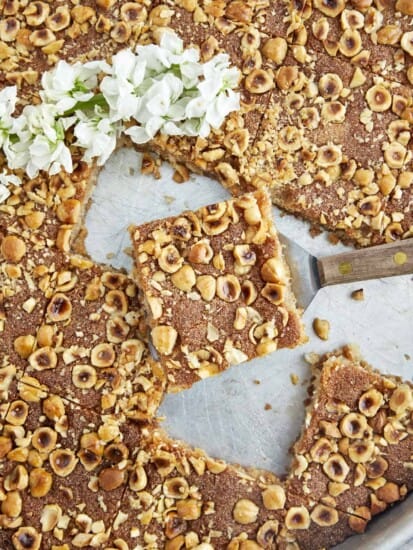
[279, 235, 413, 310]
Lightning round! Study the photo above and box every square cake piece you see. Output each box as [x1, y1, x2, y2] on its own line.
[130, 189, 305, 391]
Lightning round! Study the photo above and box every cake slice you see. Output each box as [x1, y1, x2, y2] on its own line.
[281, 345, 413, 549]
[129, 189, 305, 391]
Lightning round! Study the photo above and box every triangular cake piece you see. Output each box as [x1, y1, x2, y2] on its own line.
[280, 345, 413, 549]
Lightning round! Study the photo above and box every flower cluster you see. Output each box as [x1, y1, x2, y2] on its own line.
[0, 32, 240, 200]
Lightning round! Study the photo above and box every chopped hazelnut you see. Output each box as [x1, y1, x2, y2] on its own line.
[313, 318, 330, 340]
[285, 506, 311, 530]
[233, 498, 259, 524]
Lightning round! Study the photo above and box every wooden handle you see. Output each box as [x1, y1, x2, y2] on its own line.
[317, 238, 413, 287]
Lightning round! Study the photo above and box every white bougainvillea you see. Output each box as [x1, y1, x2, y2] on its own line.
[0, 31, 240, 200]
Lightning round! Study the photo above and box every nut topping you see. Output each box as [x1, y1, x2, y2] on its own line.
[47, 293, 72, 322]
[163, 477, 190, 499]
[151, 325, 178, 355]
[311, 504, 339, 527]
[359, 389, 384, 417]
[50, 449, 78, 477]
[262, 484, 286, 510]
[285, 506, 311, 530]
[340, 413, 368, 438]
[257, 520, 279, 545]
[323, 453, 350, 482]
[91, 343, 115, 367]
[12, 527, 42, 550]
[233, 498, 259, 524]
[366, 85, 392, 112]
[216, 275, 241, 302]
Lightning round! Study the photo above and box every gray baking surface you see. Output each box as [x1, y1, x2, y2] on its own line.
[85, 148, 413, 549]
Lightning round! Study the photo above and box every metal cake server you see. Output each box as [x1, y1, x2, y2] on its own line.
[279, 235, 413, 310]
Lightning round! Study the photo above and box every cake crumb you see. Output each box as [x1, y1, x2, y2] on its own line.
[253, 379, 261, 385]
[264, 403, 272, 411]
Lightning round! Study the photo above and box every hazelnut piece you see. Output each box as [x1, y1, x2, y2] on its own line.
[262, 484, 286, 510]
[120, 2, 147, 23]
[110, 21, 131, 43]
[348, 507, 371, 533]
[32, 427, 57, 453]
[158, 245, 183, 273]
[28, 347, 58, 371]
[340, 412, 368, 438]
[129, 465, 147, 492]
[6, 400, 29, 425]
[348, 439, 375, 463]
[72, 365, 97, 389]
[176, 499, 202, 520]
[91, 343, 115, 367]
[323, 454, 350, 482]
[262, 37, 288, 64]
[233, 245, 256, 267]
[401, 31, 413, 56]
[216, 275, 241, 302]
[285, 506, 311, 530]
[46, 7, 71, 32]
[202, 216, 230, 236]
[151, 325, 178, 355]
[241, 280, 257, 305]
[389, 384, 412, 414]
[188, 240, 213, 264]
[40, 504, 62, 532]
[311, 504, 339, 527]
[226, 1, 252, 23]
[99, 467, 126, 491]
[196, 275, 216, 301]
[152, 450, 176, 477]
[261, 258, 286, 283]
[49, 449, 78, 477]
[366, 456, 388, 479]
[0, 17, 20, 42]
[245, 69, 273, 94]
[30, 468, 52, 497]
[338, 29, 362, 56]
[2, 490, 22, 518]
[171, 265, 196, 292]
[12, 527, 42, 550]
[29, 28, 56, 47]
[261, 283, 285, 305]
[1, 235, 26, 262]
[257, 520, 279, 545]
[163, 477, 190, 500]
[310, 437, 335, 463]
[376, 482, 400, 503]
[358, 389, 384, 417]
[47, 293, 72, 322]
[366, 85, 392, 112]
[24, 2, 50, 26]
[314, 0, 345, 17]
[233, 499, 259, 524]
[313, 318, 330, 340]
[43, 394, 65, 421]
[396, 0, 413, 15]
[14, 335, 36, 359]
[319, 73, 343, 99]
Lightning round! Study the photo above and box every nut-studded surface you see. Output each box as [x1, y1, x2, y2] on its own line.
[130, 189, 305, 390]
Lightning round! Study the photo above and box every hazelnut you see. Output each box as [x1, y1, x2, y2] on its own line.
[24, 2, 50, 26]
[241, 281, 258, 305]
[385, 223, 403, 242]
[366, 456, 388, 479]
[99, 467, 126, 491]
[29, 28, 56, 47]
[358, 389, 384, 417]
[383, 142, 407, 169]
[196, 275, 216, 301]
[233, 245, 256, 267]
[338, 29, 362, 56]
[389, 384, 412, 414]
[120, 2, 147, 24]
[245, 69, 273, 94]
[30, 468, 52, 497]
[152, 450, 176, 477]
[314, 0, 345, 17]
[149, 5, 173, 26]
[313, 318, 330, 340]
[43, 394, 65, 421]
[163, 477, 190, 500]
[200, 202, 227, 223]
[104, 290, 128, 315]
[0, 17, 20, 42]
[358, 195, 381, 216]
[78, 448, 101, 472]
[223, 129, 249, 157]
[12, 527, 42, 550]
[341, 9, 364, 29]
[165, 511, 186, 540]
[6, 400, 29, 425]
[0, 435, 13, 458]
[396, 0, 413, 14]
[319, 73, 343, 98]
[255, 520, 279, 546]
[226, 1, 252, 22]
[171, 265, 196, 292]
[40, 504, 62, 532]
[377, 25, 403, 45]
[401, 31, 413, 56]
[262, 37, 288, 64]
[50, 449, 78, 477]
[104, 443, 129, 464]
[176, 499, 202, 521]
[310, 437, 335, 463]
[32, 427, 57, 454]
[348, 439, 375, 463]
[106, 316, 130, 343]
[398, 172, 413, 189]
[151, 325, 178, 355]
[3, 0, 19, 16]
[261, 283, 285, 305]
[2, 490, 22, 518]
[4, 465, 29, 491]
[384, 422, 403, 444]
[321, 101, 346, 123]
[376, 482, 400, 504]
[340, 412, 368, 438]
[348, 507, 371, 533]
[285, 506, 311, 530]
[72, 365, 97, 389]
[260, 258, 286, 283]
[216, 275, 241, 302]
[111, 21, 131, 43]
[46, 7, 71, 32]
[233, 498, 259, 524]
[101, 272, 126, 289]
[323, 454, 350, 482]
[188, 240, 213, 264]
[91, 343, 115, 367]
[129, 465, 147, 492]
[215, 162, 240, 190]
[47, 293, 72, 322]
[14, 334, 35, 359]
[71, 5, 94, 23]
[158, 245, 183, 273]
[366, 84, 392, 112]
[1, 235, 26, 262]
[262, 484, 286, 510]
[276, 66, 300, 91]
[311, 504, 339, 527]
[202, 216, 230, 236]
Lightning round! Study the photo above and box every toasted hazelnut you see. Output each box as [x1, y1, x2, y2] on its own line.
[384, 223, 403, 242]
[111, 21, 131, 43]
[384, 422, 403, 444]
[233, 498, 259, 525]
[339, 29, 362, 56]
[32, 427, 57, 454]
[30, 468, 52, 497]
[151, 325, 178, 355]
[276, 66, 300, 92]
[389, 384, 412, 414]
[14, 334, 35, 359]
[43, 394, 65, 421]
[158, 245, 183, 274]
[29, 28, 55, 47]
[383, 142, 407, 169]
[4, 464, 28, 492]
[285, 506, 311, 530]
[310, 437, 335, 463]
[260, 258, 286, 283]
[216, 275, 241, 302]
[188, 239, 213, 264]
[24, 2, 50, 26]
[358, 195, 381, 216]
[121, 2, 147, 23]
[1, 235, 26, 262]
[176, 499, 202, 521]
[348, 507, 371, 533]
[313, 318, 330, 340]
[72, 365, 97, 389]
[262, 484, 286, 510]
[50, 449, 77, 477]
[104, 443, 128, 465]
[196, 275, 216, 301]
[202, 216, 230, 236]
[47, 7, 71, 31]
[2, 490, 22, 518]
[171, 265, 196, 293]
[129, 465, 147, 492]
[321, 101, 346, 123]
[91, 343, 115, 367]
[358, 389, 384, 417]
[106, 316, 130, 343]
[366, 456, 388, 479]
[0, 17, 20, 42]
[241, 280, 257, 305]
[233, 245, 256, 267]
[348, 439, 375, 463]
[376, 482, 400, 504]
[47, 293, 72, 322]
[366, 84, 392, 112]
[0, 435, 13, 458]
[310, 504, 339, 527]
[254, 520, 279, 546]
[152, 450, 176, 477]
[225, 0, 252, 22]
[104, 289, 128, 315]
[319, 73, 343, 99]
[245, 69, 273, 94]
[223, 129, 249, 157]
[263, 37, 287, 64]
[261, 283, 285, 305]
[163, 477, 190, 500]
[164, 511, 186, 540]
[99, 467, 126, 491]
[40, 504, 62, 533]
[6, 400, 28, 425]
[12, 527, 42, 550]
[314, 0, 345, 16]
[396, 0, 413, 14]
[340, 412, 368, 438]
[323, 454, 350, 482]
[401, 31, 413, 56]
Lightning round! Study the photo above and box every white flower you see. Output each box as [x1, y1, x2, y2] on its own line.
[0, 170, 21, 203]
[74, 107, 121, 165]
[0, 86, 18, 148]
[100, 49, 146, 122]
[41, 60, 109, 113]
